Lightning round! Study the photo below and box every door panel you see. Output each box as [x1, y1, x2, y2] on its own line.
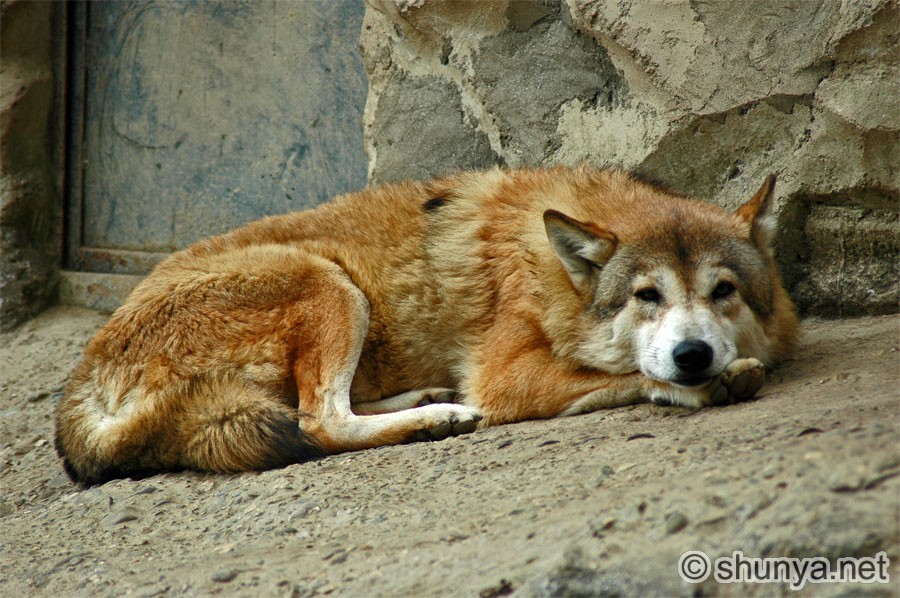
[67, 1, 368, 273]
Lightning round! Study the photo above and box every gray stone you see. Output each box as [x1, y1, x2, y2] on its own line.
[663, 511, 689, 535]
[471, 14, 624, 164]
[211, 569, 239, 583]
[0, 1, 64, 331]
[101, 506, 142, 526]
[369, 72, 499, 184]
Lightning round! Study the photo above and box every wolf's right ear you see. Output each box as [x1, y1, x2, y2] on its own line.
[735, 174, 777, 249]
[544, 210, 617, 292]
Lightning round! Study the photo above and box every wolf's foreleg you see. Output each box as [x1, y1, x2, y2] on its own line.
[464, 329, 652, 423]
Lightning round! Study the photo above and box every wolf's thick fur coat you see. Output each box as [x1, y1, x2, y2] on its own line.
[55, 167, 798, 485]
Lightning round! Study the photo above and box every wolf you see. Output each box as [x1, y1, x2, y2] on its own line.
[55, 166, 798, 485]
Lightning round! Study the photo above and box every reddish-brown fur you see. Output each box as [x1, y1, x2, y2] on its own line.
[55, 166, 798, 485]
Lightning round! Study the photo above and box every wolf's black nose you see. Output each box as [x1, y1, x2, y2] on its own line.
[672, 340, 713, 374]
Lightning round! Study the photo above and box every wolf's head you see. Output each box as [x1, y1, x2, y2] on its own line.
[544, 174, 797, 390]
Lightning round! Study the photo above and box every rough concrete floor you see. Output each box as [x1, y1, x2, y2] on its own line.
[1, 307, 898, 597]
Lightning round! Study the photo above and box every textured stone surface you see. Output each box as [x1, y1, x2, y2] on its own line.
[370, 73, 498, 183]
[471, 14, 624, 165]
[0, 1, 64, 331]
[361, 0, 899, 316]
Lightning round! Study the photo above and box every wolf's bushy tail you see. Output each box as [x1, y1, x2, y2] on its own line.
[179, 397, 323, 475]
[55, 384, 323, 487]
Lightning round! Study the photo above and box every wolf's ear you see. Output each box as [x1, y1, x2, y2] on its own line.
[735, 174, 777, 249]
[544, 210, 617, 292]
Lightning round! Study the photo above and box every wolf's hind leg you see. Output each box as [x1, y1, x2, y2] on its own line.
[295, 268, 481, 452]
[351, 389, 459, 415]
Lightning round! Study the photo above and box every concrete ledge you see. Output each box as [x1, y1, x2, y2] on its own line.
[58, 270, 144, 313]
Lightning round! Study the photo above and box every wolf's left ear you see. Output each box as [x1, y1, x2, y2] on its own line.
[735, 174, 777, 249]
[544, 210, 617, 292]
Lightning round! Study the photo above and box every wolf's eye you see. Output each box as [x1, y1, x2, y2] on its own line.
[635, 288, 660, 303]
[712, 281, 736, 300]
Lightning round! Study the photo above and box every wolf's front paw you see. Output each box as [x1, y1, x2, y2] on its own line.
[708, 358, 765, 406]
[647, 357, 766, 408]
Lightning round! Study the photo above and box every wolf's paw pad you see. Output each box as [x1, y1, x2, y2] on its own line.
[416, 389, 460, 407]
[414, 406, 482, 441]
[723, 358, 765, 402]
[708, 358, 765, 405]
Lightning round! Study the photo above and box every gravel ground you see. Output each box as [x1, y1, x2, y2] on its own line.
[1, 306, 898, 597]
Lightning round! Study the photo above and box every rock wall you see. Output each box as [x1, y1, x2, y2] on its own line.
[0, 1, 64, 331]
[361, 0, 899, 316]
[0, 0, 894, 326]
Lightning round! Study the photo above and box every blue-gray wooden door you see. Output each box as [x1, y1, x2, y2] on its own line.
[66, 0, 368, 274]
